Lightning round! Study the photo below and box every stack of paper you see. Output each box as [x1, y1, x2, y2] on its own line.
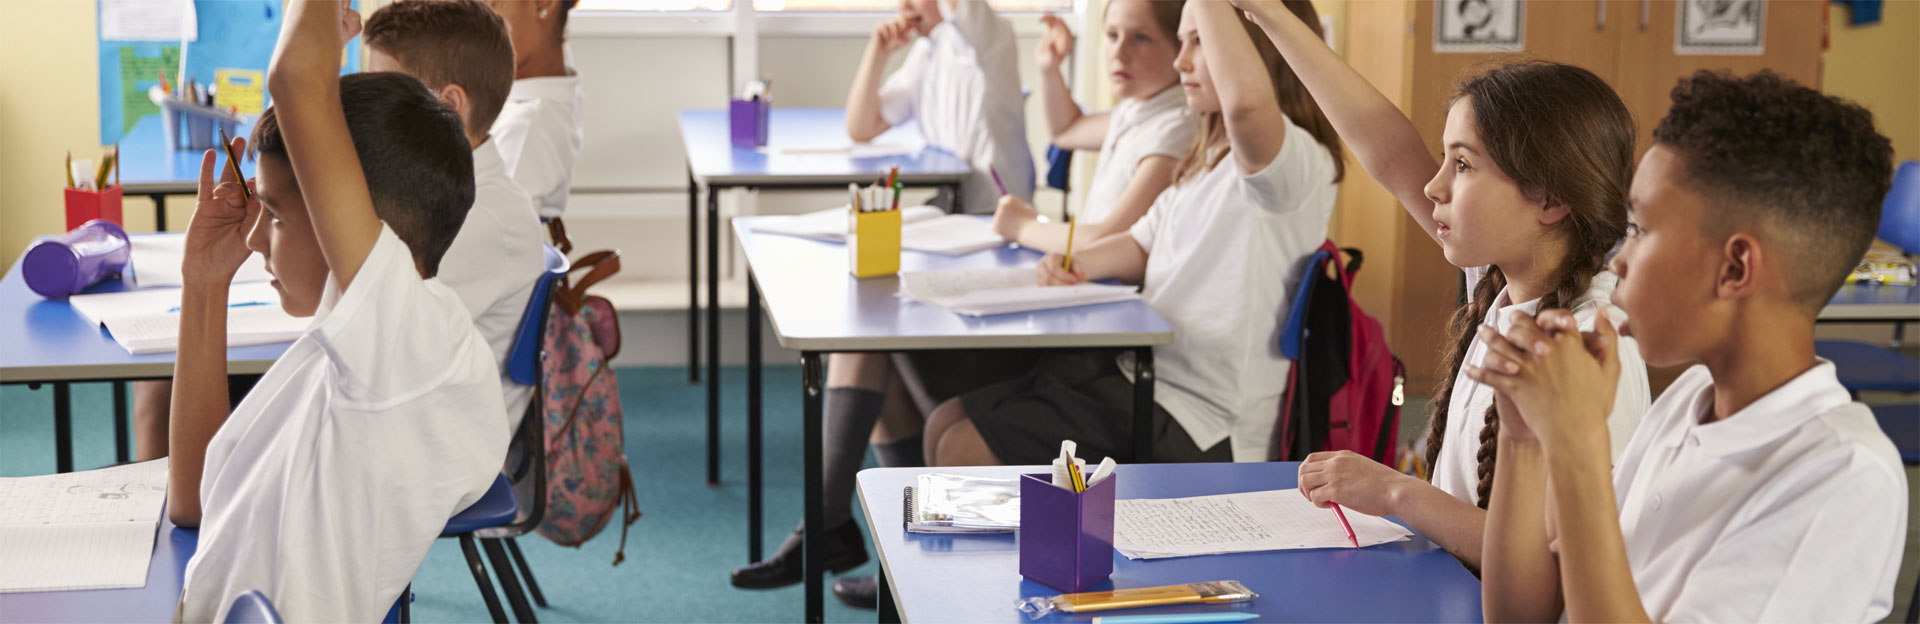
[0, 459, 170, 593]
[903, 473, 1021, 534]
[1112, 489, 1412, 559]
[126, 232, 271, 288]
[66, 282, 307, 355]
[750, 206, 1006, 255]
[898, 268, 1140, 317]
[760, 143, 918, 159]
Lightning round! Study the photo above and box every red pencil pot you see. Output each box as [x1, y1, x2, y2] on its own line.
[64, 185, 124, 231]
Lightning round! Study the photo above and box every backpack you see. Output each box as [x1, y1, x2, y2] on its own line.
[536, 249, 643, 564]
[1272, 240, 1406, 463]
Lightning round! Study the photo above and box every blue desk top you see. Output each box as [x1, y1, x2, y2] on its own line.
[735, 217, 1173, 352]
[856, 463, 1483, 623]
[0, 519, 196, 622]
[0, 246, 289, 383]
[116, 115, 257, 196]
[1821, 282, 1919, 322]
[679, 108, 971, 186]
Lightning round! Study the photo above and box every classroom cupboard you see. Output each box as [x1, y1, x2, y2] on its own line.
[1333, 0, 1823, 392]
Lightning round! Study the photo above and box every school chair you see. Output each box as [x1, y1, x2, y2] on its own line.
[1045, 145, 1073, 195]
[1816, 160, 1920, 394]
[1870, 403, 1918, 464]
[224, 590, 283, 624]
[436, 245, 570, 624]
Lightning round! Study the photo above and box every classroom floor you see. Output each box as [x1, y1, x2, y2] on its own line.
[2, 367, 1914, 622]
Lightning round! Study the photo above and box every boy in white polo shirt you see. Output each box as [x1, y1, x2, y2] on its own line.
[366, 0, 545, 429]
[486, 0, 585, 220]
[1472, 70, 1906, 622]
[847, 0, 1035, 213]
[167, 3, 508, 620]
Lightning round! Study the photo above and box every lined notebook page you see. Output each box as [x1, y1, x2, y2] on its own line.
[899, 268, 1140, 317]
[0, 459, 169, 592]
[1113, 488, 1411, 559]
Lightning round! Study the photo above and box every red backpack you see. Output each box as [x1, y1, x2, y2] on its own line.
[1272, 240, 1406, 463]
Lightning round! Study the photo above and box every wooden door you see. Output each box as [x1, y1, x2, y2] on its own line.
[1614, 0, 1826, 154]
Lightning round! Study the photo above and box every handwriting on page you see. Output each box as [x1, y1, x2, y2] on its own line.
[1112, 489, 1413, 560]
[1114, 498, 1275, 549]
[0, 459, 170, 593]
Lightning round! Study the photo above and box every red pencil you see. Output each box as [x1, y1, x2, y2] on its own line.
[1331, 503, 1358, 548]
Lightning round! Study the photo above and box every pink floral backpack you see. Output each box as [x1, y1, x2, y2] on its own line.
[536, 247, 642, 564]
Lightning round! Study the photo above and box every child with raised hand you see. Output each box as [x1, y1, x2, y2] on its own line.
[1234, 0, 1651, 570]
[486, 0, 584, 220]
[1475, 70, 1906, 623]
[170, 1, 509, 620]
[847, 0, 1034, 213]
[923, 0, 1344, 467]
[992, 1, 1193, 254]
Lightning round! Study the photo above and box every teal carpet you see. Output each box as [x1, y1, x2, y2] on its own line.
[0, 366, 889, 623]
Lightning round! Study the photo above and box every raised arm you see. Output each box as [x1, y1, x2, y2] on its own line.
[1035, 14, 1107, 150]
[1238, 0, 1442, 242]
[847, 17, 914, 142]
[266, 0, 380, 289]
[1192, 0, 1285, 175]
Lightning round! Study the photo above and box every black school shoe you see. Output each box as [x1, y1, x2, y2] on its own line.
[729, 522, 869, 589]
[832, 575, 878, 609]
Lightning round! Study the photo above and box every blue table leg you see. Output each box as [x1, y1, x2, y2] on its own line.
[54, 382, 73, 473]
[113, 381, 129, 463]
[802, 351, 825, 623]
[688, 170, 701, 386]
[708, 185, 722, 487]
[1133, 348, 1154, 462]
[748, 275, 764, 563]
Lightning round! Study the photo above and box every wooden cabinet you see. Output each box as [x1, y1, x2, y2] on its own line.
[1333, 0, 1824, 391]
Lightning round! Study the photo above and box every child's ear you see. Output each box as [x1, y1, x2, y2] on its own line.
[1716, 232, 1761, 301]
[1538, 196, 1570, 226]
[437, 83, 472, 128]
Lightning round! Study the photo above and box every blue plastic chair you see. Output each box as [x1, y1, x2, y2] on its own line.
[1817, 160, 1920, 394]
[1044, 145, 1073, 193]
[224, 590, 283, 624]
[1870, 403, 1918, 464]
[428, 245, 570, 624]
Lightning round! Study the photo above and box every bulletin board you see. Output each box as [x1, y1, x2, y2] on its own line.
[97, 0, 361, 144]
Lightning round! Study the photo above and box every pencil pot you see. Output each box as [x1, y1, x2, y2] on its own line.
[1018, 472, 1115, 593]
[848, 209, 902, 278]
[64, 185, 124, 231]
[23, 219, 131, 299]
[730, 98, 770, 148]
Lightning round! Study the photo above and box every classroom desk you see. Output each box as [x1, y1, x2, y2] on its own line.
[0, 246, 287, 473]
[0, 518, 196, 622]
[116, 115, 257, 231]
[737, 217, 1173, 622]
[1819, 282, 1919, 323]
[855, 463, 1484, 623]
[678, 108, 972, 489]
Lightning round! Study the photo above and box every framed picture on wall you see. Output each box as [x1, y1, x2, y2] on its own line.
[1677, 0, 1766, 55]
[1434, 0, 1524, 53]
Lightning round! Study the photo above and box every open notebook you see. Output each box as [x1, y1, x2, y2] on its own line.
[67, 282, 307, 355]
[1112, 488, 1412, 559]
[898, 268, 1140, 317]
[0, 459, 169, 593]
[750, 206, 1007, 256]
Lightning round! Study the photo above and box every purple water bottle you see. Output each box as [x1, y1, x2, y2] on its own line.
[23, 219, 131, 299]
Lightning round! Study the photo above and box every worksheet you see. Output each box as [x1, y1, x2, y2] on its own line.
[0, 459, 169, 592]
[1113, 488, 1412, 559]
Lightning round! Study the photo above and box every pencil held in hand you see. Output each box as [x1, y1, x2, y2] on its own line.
[1063, 215, 1077, 272]
[218, 127, 251, 203]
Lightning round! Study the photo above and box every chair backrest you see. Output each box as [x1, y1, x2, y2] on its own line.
[1879, 160, 1920, 255]
[224, 590, 284, 624]
[1045, 145, 1073, 193]
[507, 245, 570, 387]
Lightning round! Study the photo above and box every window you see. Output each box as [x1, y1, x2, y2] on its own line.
[577, 0, 1071, 13]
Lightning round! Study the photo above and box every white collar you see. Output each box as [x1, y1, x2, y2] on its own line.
[508, 71, 580, 103]
[1678, 359, 1852, 458]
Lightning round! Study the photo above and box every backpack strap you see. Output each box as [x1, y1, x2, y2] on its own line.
[556, 250, 622, 315]
[611, 467, 643, 566]
[546, 217, 574, 255]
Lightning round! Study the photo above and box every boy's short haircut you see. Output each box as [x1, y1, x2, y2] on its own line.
[251, 72, 475, 278]
[364, 0, 515, 132]
[1653, 70, 1894, 312]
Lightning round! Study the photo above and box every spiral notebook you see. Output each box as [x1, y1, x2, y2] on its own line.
[902, 473, 1021, 534]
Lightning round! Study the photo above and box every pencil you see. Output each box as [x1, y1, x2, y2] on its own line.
[989, 166, 1008, 196]
[1063, 214, 1077, 272]
[219, 126, 251, 203]
[65, 151, 75, 189]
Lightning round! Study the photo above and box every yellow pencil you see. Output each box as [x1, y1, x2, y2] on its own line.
[219, 127, 251, 203]
[1062, 215, 1077, 273]
[65, 151, 75, 189]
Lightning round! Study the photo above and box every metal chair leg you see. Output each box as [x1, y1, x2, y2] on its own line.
[399, 583, 411, 623]
[459, 535, 509, 624]
[504, 538, 548, 608]
[482, 538, 539, 623]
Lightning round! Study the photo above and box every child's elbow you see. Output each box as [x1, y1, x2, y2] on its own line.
[168, 502, 201, 529]
[848, 120, 884, 143]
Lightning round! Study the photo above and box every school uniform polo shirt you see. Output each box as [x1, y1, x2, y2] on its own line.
[176, 226, 511, 623]
[1081, 85, 1193, 225]
[878, 0, 1035, 214]
[493, 70, 586, 219]
[1611, 361, 1906, 621]
[439, 140, 544, 430]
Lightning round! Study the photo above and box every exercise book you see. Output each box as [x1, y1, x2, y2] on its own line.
[0, 459, 170, 593]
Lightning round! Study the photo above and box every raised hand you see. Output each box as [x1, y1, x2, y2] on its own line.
[1035, 13, 1074, 70]
[180, 135, 259, 286]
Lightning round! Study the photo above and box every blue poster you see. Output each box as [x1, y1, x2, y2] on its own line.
[98, 0, 360, 144]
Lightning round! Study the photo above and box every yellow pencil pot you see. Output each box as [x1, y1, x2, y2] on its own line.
[849, 209, 902, 278]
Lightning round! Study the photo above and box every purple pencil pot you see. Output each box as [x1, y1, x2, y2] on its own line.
[730, 98, 770, 148]
[1018, 472, 1116, 593]
[22, 219, 131, 299]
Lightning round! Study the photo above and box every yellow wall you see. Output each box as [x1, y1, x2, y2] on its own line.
[1824, 0, 1920, 164]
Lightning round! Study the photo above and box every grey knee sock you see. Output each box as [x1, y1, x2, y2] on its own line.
[872, 435, 925, 468]
[824, 387, 886, 528]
